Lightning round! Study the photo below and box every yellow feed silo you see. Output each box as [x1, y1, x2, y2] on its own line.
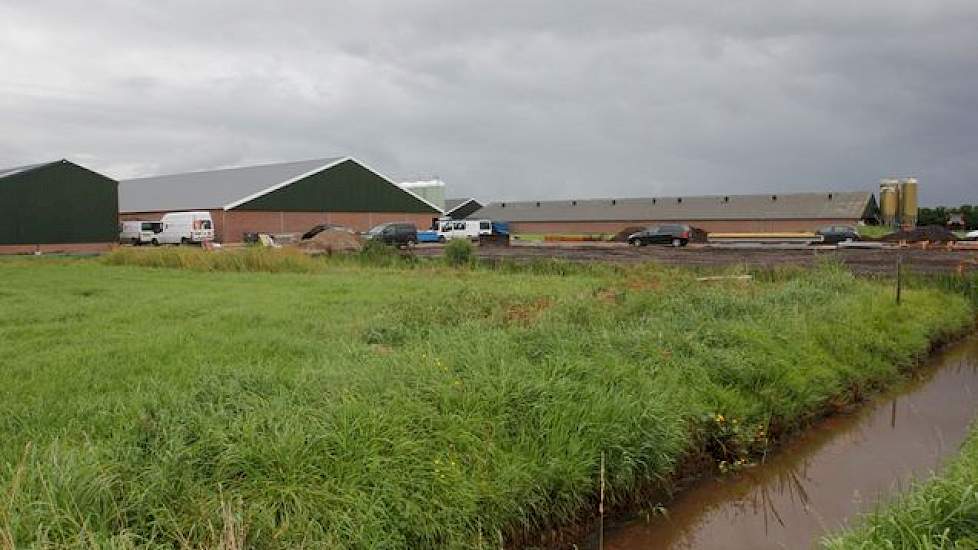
[879, 179, 900, 227]
[899, 178, 918, 228]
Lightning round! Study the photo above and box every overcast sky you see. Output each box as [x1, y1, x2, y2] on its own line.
[1, 1, 976, 205]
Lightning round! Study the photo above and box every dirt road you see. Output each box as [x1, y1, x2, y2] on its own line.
[415, 243, 978, 275]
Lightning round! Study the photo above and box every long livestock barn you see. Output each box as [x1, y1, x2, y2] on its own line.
[119, 157, 441, 242]
[0, 159, 118, 254]
[472, 191, 879, 234]
[443, 198, 483, 220]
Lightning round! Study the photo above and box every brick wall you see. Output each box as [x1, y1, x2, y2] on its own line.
[122, 210, 435, 242]
[509, 218, 862, 235]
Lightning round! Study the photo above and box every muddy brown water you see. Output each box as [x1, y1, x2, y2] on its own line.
[587, 336, 978, 550]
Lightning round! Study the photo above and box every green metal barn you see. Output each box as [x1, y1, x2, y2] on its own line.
[0, 159, 118, 253]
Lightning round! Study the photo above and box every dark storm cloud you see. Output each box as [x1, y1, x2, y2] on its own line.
[1, 1, 976, 204]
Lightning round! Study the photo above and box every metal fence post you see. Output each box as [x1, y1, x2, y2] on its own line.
[896, 255, 902, 305]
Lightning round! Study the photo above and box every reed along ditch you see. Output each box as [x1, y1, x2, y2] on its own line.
[586, 335, 978, 550]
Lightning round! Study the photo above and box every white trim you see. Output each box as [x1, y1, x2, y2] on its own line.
[221, 156, 444, 214]
[221, 157, 350, 210]
[346, 156, 445, 214]
[444, 198, 480, 216]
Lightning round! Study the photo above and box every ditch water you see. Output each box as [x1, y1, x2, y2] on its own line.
[589, 335, 978, 550]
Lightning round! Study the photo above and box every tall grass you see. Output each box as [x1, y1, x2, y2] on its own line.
[103, 245, 626, 277]
[910, 272, 978, 307]
[103, 246, 323, 273]
[0, 259, 973, 547]
[823, 428, 978, 549]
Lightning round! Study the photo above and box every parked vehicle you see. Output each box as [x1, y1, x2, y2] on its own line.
[966, 229, 978, 241]
[365, 222, 418, 247]
[119, 221, 163, 245]
[437, 219, 492, 242]
[158, 211, 215, 245]
[816, 225, 860, 244]
[627, 224, 692, 247]
[416, 230, 441, 243]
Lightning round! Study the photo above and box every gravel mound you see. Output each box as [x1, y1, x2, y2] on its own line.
[296, 228, 363, 254]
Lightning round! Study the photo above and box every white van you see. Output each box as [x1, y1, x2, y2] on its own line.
[437, 219, 492, 242]
[158, 211, 215, 244]
[119, 221, 163, 245]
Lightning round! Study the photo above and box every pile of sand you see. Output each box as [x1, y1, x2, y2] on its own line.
[296, 228, 364, 254]
[881, 225, 959, 243]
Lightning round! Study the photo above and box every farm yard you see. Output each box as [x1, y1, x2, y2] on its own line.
[1, 250, 976, 548]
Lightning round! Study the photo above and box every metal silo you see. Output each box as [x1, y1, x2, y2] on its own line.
[879, 179, 900, 227]
[899, 178, 918, 228]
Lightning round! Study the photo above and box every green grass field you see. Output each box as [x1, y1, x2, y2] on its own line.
[823, 426, 978, 549]
[0, 252, 974, 548]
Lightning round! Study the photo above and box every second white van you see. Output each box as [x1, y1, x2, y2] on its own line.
[159, 211, 215, 244]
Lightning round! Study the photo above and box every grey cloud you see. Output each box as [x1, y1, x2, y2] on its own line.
[1, 1, 976, 204]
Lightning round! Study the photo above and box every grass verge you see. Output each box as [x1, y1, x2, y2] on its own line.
[0, 257, 974, 547]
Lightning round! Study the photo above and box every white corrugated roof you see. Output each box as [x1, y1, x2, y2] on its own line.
[119, 158, 343, 212]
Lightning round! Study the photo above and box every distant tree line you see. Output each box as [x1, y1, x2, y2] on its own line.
[917, 205, 978, 228]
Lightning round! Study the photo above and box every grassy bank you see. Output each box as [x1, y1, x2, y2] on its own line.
[823, 427, 978, 549]
[0, 255, 974, 547]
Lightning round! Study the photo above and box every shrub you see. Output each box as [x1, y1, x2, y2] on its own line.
[444, 238, 474, 267]
[358, 239, 404, 267]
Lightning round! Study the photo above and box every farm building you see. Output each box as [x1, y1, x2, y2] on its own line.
[399, 179, 446, 211]
[443, 198, 483, 220]
[471, 191, 879, 234]
[119, 157, 442, 242]
[0, 159, 118, 254]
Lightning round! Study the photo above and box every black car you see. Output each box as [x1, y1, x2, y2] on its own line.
[627, 224, 692, 247]
[816, 225, 860, 244]
[366, 222, 418, 247]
